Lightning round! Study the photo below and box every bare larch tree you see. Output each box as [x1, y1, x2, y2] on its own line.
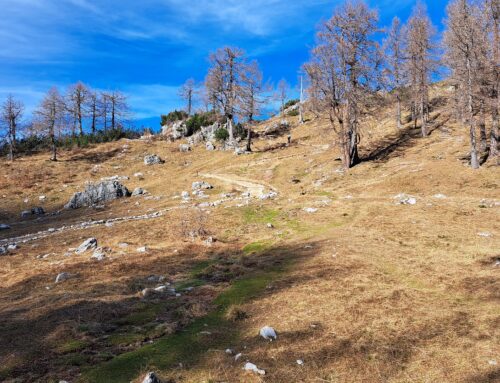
[1, 95, 24, 161]
[179, 78, 196, 116]
[107, 91, 129, 130]
[405, 2, 436, 137]
[304, 0, 379, 169]
[486, 0, 499, 161]
[66, 82, 89, 137]
[444, 0, 489, 169]
[238, 60, 266, 151]
[277, 79, 289, 118]
[206, 46, 247, 141]
[384, 17, 406, 130]
[34, 87, 64, 161]
[87, 90, 99, 134]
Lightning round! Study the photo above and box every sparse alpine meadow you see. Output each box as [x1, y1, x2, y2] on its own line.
[1, 0, 500, 382]
[0, 81, 499, 383]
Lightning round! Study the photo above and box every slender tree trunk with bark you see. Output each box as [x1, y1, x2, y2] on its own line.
[396, 94, 402, 129]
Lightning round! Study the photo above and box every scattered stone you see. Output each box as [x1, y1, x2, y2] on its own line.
[75, 238, 98, 254]
[297, 359, 304, 365]
[303, 207, 318, 213]
[144, 154, 164, 166]
[21, 206, 45, 219]
[206, 141, 216, 151]
[0, 246, 7, 255]
[394, 193, 417, 205]
[179, 144, 191, 152]
[137, 246, 148, 253]
[225, 348, 233, 355]
[488, 360, 497, 366]
[39, 195, 46, 201]
[65, 181, 130, 209]
[132, 187, 146, 196]
[267, 223, 274, 229]
[478, 232, 493, 238]
[234, 147, 246, 155]
[118, 242, 129, 248]
[235, 353, 242, 361]
[142, 371, 163, 383]
[204, 236, 215, 246]
[259, 191, 278, 200]
[181, 191, 190, 200]
[433, 194, 447, 199]
[134, 172, 144, 179]
[244, 362, 265, 375]
[192, 181, 213, 191]
[147, 275, 165, 283]
[91, 248, 106, 261]
[7, 244, 17, 251]
[260, 326, 277, 341]
[55, 272, 72, 283]
[0, 224, 11, 231]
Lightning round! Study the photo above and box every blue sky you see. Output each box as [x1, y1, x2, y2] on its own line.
[0, 0, 448, 128]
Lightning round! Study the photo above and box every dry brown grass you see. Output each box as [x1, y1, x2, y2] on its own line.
[0, 84, 498, 382]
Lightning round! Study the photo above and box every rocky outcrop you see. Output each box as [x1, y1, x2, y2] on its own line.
[65, 181, 130, 209]
[162, 120, 187, 140]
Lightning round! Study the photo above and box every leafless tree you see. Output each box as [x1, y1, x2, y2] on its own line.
[86, 90, 99, 134]
[384, 17, 406, 130]
[444, 0, 489, 169]
[206, 46, 247, 141]
[405, 2, 436, 137]
[304, 0, 380, 169]
[179, 78, 196, 116]
[277, 79, 289, 118]
[299, 75, 305, 124]
[238, 60, 267, 151]
[105, 91, 129, 130]
[0, 95, 24, 161]
[485, 0, 499, 161]
[100, 92, 110, 130]
[65, 82, 89, 137]
[34, 87, 64, 161]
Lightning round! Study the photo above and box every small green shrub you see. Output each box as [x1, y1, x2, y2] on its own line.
[287, 109, 300, 117]
[185, 111, 218, 136]
[161, 110, 188, 125]
[283, 99, 299, 110]
[214, 128, 229, 141]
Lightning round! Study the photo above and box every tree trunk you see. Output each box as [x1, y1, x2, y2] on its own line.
[396, 94, 402, 129]
[467, 57, 479, 169]
[246, 125, 252, 152]
[50, 133, 57, 161]
[188, 92, 192, 116]
[478, 102, 487, 153]
[491, 108, 499, 161]
[227, 116, 234, 141]
[420, 93, 427, 137]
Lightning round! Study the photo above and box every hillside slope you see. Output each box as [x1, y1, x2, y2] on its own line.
[0, 84, 498, 383]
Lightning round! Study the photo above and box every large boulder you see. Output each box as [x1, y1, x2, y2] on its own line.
[21, 207, 45, 219]
[0, 224, 11, 231]
[65, 181, 130, 209]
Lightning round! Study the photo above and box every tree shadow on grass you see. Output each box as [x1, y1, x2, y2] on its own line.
[0, 240, 319, 383]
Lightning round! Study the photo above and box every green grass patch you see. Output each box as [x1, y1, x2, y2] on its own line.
[79, 263, 287, 383]
[243, 206, 280, 225]
[107, 332, 145, 346]
[115, 303, 165, 326]
[242, 240, 273, 255]
[55, 339, 89, 354]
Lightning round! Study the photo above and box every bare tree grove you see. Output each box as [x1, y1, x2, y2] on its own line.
[0, 95, 24, 160]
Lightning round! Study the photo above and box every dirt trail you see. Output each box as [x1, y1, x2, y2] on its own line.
[200, 173, 276, 197]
